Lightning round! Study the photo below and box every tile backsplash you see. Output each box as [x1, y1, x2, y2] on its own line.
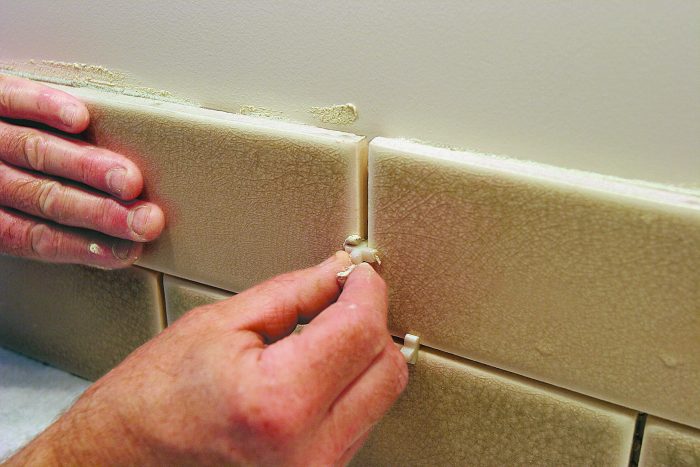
[1, 84, 698, 465]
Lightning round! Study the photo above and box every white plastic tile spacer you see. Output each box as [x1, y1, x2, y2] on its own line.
[400, 333, 420, 364]
[342, 234, 381, 265]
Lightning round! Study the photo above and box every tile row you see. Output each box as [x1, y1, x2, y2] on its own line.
[2, 84, 699, 430]
[166, 276, 700, 466]
[0, 267, 632, 465]
[2, 261, 699, 465]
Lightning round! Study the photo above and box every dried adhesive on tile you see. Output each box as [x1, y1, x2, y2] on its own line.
[239, 105, 286, 120]
[0, 59, 195, 105]
[308, 104, 357, 125]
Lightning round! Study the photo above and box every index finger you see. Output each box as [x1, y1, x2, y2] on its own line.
[0, 75, 90, 133]
[262, 263, 390, 408]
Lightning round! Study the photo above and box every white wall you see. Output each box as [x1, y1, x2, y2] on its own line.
[0, 0, 698, 186]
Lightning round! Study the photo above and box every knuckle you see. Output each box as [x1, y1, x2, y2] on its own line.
[0, 76, 19, 114]
[235, 396, 304, 445]
[0, 126, 34, 164]
[35, 180, 65, 219]
[22, 133, 48, 171]
[0, 168, 38, 208]
[28, 223, 59, 258]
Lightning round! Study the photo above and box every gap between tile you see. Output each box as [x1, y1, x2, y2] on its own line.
[628, 413, 648, 467]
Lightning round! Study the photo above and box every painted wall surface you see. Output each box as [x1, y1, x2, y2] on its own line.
[0, 1, 698, 186]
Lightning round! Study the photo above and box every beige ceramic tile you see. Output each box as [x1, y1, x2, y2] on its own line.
[163, 275, 232, 325]
[0, 255, 164, 380]
[368, 137, 700, 428]
[353, 346, 636, 466]
[639, 417, 700, 467]
[59, 85, 366, 293]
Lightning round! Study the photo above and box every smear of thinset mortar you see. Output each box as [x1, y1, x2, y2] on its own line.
[308, 104, 357, 125]
[239, 105, 286, 119]
[0, 59, 196, 105]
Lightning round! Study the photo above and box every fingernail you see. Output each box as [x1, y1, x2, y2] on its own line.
[112, 242, 136, 261]
[60, 104, 79, 127]
[128, 205, 151, 237]
[106, 167, 127, 194]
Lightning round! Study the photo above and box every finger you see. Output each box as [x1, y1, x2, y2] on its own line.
[0, 75, 89, 133]
[262, 263, 390, 407]
[230, 250, 352, 342]
[322, 339, 408, 461]
[336, 429, 371, 467]
[0, 163, 164, 241]
[0, 207, 141, 268]
[0, 120, 143, 199]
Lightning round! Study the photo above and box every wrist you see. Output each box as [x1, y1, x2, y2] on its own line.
[5, 383, 153, 466]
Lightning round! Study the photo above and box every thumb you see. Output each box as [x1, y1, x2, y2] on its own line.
[229, 250, 352, 343]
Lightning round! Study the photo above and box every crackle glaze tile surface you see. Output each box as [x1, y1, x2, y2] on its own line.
[368, 138, 700, 428]
[639, 417, 700, 467]
[62, 85, 366, 293]
[163, 275, 232, 325]
[0, 256, 164, 380]
[352, 347, 636, 466]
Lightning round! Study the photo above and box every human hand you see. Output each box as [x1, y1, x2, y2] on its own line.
[0, 75, 164, 268]
[7, 251, 407, 466]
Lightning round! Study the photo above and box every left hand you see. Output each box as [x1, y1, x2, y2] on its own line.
[0, 75, 165, 268]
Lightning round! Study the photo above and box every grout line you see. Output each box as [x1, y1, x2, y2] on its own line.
[390, 333, 644, 416]
[156, 273, 168, 329]
[628, 413, 647, 467]
[356, 138, 369, 239]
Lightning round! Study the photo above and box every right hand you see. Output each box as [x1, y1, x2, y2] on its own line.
[0, 75, 165, 268]
[7, 251, 408, 466]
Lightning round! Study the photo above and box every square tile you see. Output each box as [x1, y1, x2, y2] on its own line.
[352, 346, 636, 466]
[0, 255, 164, 380]
[369, 137, 700, 428]
[64, 85, 366, 293]
[163, 275, 232, 325]
[639, 417, 700, 467]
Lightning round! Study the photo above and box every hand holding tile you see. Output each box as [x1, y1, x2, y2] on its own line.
[0, 75, 164, 268]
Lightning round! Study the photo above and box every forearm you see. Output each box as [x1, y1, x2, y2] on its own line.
[4, 388, 147, 466]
